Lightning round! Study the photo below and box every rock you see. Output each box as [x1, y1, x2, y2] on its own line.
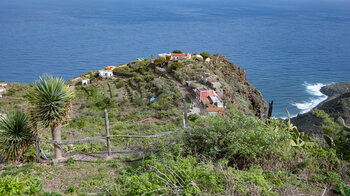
[292, 82, 350, 137]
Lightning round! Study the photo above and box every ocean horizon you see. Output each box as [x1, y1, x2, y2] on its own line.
[1, 0, 350, 118]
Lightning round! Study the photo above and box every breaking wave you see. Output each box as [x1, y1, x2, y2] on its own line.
[292, 82, 328, 114]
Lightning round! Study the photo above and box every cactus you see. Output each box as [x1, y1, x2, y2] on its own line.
[286, 110, 309, 147]
[337, 117, 350, 132]
[324, 135, 334, 147]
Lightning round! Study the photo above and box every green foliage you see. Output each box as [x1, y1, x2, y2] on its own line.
[22, 146, 37, 162]
[65, 186, 78, 194]
[200, 52, 211, 59]
[313, 109, 350, 160]
[0, 111, 33, 162]
[286, 110, 309, 147]
[116, 81, 124, 89]
[113, 155, 279, 195]
[184, 107, 293, 169]
[167, 62, 183, 73]
[94, 96, 116, 109]
[154, 57, 166, 65]
[172, 50, 182, 54]
[26, 74, 75, 128]
[334, 181, 350, 196]
[188, 114, 200, 122]
[0, 175, 42, 195]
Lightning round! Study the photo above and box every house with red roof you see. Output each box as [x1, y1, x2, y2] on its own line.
[171, 53, 192, 61]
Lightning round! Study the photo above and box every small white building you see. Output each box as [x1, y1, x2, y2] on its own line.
[208, 94, 224, 108]
[82, 78, 90, 86]
[99, 70, 113, 78]
[171, 53, 192, 61]
[0, 87, 6, 98]
[0, 83, 7, 88]
[193, 54, 204, 61]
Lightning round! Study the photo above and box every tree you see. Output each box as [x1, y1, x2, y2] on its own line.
[0, 111, 33, 162]
[200, 52, 211, 59]
[26, 74, 74, 160]
[172, 50, 182, 54]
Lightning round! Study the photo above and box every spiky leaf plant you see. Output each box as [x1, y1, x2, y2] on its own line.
[0, 111, 33, 162]
[26, 74, 74, 160]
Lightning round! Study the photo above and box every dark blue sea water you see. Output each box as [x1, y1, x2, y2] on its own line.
[1, 0, 350, 117]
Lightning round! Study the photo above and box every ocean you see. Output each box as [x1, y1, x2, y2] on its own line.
[0, 0, 350, 118]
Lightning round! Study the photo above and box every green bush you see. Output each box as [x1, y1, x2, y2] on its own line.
[116, 81, 125, 89]
[184, 108, 293, 169]
[0, 175, 42, 195]
[172, 50, 182, 54]
[154, 57, 166, 65]
[167, 62, 183, 73]
[312, 109, 350, 160]
[188, 114, 200, 122]
[0, 111, 33, 162]
[200, 52, 211, 59]
[113, 155, 277, 195]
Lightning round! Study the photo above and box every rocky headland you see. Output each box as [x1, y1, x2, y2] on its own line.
[291, 82, 350, 136]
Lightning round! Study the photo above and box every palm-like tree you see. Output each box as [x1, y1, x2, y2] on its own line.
[0, 111, 33, 162]
[26, 74, 74, 160]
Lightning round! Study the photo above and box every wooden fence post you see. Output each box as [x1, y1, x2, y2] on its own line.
[183, 99, 189, 129]
[35, 136, 40, 163]
[104, 109, 111, 156]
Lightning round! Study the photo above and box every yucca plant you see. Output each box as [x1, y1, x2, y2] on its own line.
[0, 111, 33, 162]
[26, 74, 74, 160]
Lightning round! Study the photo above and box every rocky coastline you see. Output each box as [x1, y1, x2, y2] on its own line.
[291, 82, 350, 136]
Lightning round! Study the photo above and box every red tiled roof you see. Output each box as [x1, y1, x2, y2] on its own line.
[171, 53, 188, 56]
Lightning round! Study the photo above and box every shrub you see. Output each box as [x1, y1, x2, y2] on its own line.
[312, 109, 350, 160]
[188, 114, 200, 122]
[0, 175, 42, 195]
[114, 155, 276, 195]
[200, 52, 211, 59]
[154, 57, 166, 65]
[167, 62, 183, 73]
[172, 50, 182, 54]
[0, 111, 33, 162]
[116, 81, 125, 89]
[184, 107, 293, 169]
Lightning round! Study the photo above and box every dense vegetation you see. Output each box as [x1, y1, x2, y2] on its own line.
[108, 106, 349, 195]
[0, 55, 349, 195]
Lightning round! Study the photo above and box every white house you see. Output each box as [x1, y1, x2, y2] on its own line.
[0, 87, 6, 98]
[82, 78, 90, 86]
[99, 70, 113, 78]
[0, 83, 7, 88]
[171, 53, 192, 61]
[193, 54, 204, 61]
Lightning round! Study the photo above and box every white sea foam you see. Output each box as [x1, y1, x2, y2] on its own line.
[292, 82, 328, 114]
[305, 82, 326, 96]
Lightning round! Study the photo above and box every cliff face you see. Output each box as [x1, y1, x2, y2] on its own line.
[291, 82, 350, 136]
[206, 55, 267, 118]
[171, 54, 267, 118]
